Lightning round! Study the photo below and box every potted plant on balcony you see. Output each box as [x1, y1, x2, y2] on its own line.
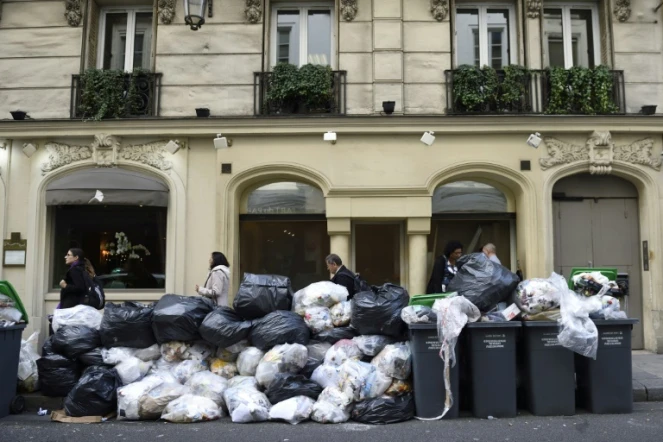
[592, 65, 619, 114]
[452, 65, 499, 113]
[266, 63, 300, 114]
[79, 68, 150, 120]
[298, 64, 334, 113]
[499, 65, 529, 113]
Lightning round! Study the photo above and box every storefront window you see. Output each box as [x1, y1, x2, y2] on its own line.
[241, 181, 328, 290]
[51, 205, 167, 290]
[433, 181, 507, 213]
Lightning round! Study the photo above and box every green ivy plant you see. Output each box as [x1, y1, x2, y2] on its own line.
[482, 66, 500, 111]
[79, 68, 150, 120]
[545, 65, 619, 115]
[592, 65, 619, 114]
[266, 63, 334, 114]
[568, 66, 594, 114]
[452, 65, 487, 112]
[545, 67, 571, 114]
[499, 65, 528, 112]
[298, 64, 334, 111]
[266, 63, 300, 112]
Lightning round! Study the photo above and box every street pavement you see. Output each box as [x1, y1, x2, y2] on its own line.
[633, 351, 663, 401]
[2, 403, 663, 442]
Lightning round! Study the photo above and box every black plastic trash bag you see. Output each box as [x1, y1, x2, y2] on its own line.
[250, 311, 310, 351]
[312, 327, 358, 345]
[299, 340, 332, 378]
[42, 335, 55, 357]
[233, 273, 293, 320]
[152, 295, 214, 343]
[78, 348, 110, 367]
[265, 373, 323, 404]
[199, 307, 253, 348]
[100, 302, 156, 349]
[52, 325, 102, 359]
[63, 366, 120, 417]
[351, 284, 409, 339]
[37, 354, 82, 397]
[351, 394, 415, 425]
[448, 253, 520, 312]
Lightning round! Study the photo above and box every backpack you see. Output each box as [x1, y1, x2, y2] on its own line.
[82, 271, 106, 310]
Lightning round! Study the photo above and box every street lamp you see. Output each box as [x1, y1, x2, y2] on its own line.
[184, 0, 210, 30]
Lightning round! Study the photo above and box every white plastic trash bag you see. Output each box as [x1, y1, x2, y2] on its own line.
[184, 341, 215, 362]
[18, 332, 39, 392]
[160, 341, 190, 362]
[209, 359, 238, 379]
[174, 360, 208, 384]
[338, 360, 390, 402]
[304, 307, 334, 334]
[161, 394, 222, 423]
[215, 340, 250, 363]
[400, 305, 437, 325]
[237, 347, 264, 376]
[310, 387, 352, 424]
[330, 301, 352, 327]
[116, 357, 153, 385]
[353, 335, 394, 357]
[223, 385, 271, 423]
[228, 376, 259, 390]
[104, 345, 161, 366]
[324, 339, 362, 366]
[293, 281, 349, 315]
[186, 371, 228, 407]
[133, 344, 162, 362]
[311, 364, 341, 389]
[371, 343, 412, 380]
[0, 307, 21, 323]
[226, 340, 250, 355]
[558, 290, 602, 359]
[52, 304, 102, 333]
[117, 375, 164, 420]
[515, 273, 567, 314]
[139, 383, 190, 420]
[269, 396, 316, 425]
[255, 343, 308, 388]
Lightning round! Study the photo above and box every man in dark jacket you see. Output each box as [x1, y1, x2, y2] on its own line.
[326, 254, 357, 299]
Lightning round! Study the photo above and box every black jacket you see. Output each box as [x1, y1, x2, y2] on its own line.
[332, 265, 357, 299]
[426, 255, 456, 294]
[60, 262, 88, 309]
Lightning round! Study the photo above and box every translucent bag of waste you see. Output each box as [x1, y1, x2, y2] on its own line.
[161, 394, 222, 423]
[132, 344, 161, 362]
[184, 341, 215, 362]
[269, 396, 316, 425]
[186, 371, 228, 407]
[400, 305, 437, 325]
[318, 386, 353, 409]
[228, 376, 259, 390]
[311, 364, 341, 389]
[371, 343, 412, 380]
[174, 360, 208, 384]
[116, 357, 153, 385]
[52, 304, 102, 333]
[385, 379, 413, 397]
[338, 360, 390, 402]
[0, 294, 14, 308]
[255, 343, 308, 388]
[310, 387, 352, 424]
[300, 340, 332, 378]
[223, 385, 271, 423]
[17, 332, 40, 392]
[330, 302, 352, 327]
[515, 273, 566, 314]
[226, 339, 249, 355]
[104, 345, 161, 366]
[148, 357, 180, 384]
[160, 341, 190, 362]
[293, 281, 349, 315]
[237, 347, 265, 376]
[353, 335, 394, 357]
[215, 340, 249, 363]
[139, 382, 190, 420]
[209, 359, 238, 379]
[589, 295, 628, 320]
[117, 375, 164, 420]
[324, 339, 363, 366]
[558, 290, 602, 359]
[304, 307, 334, 334]
[0, 306, 21, 323]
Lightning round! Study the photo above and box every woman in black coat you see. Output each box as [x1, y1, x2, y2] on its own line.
[426, 240, 463, 294]
[59, 248, 92, 309]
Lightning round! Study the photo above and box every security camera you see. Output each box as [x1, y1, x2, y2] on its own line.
[323, 131, 337, 144]
[164, 140, 181, 155]
[420, 131, 435, 146]
[526, 132, 542, 148]
[214, 134, 232, 149]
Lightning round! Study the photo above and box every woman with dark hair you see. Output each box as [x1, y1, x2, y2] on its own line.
[426, 240, 463, 294]
[195, 252, 231, 306]
[59, 248, 95, 308]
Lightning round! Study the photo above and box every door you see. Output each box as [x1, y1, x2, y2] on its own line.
[353, 223, 402, 286]
[553, 198, 643, 349]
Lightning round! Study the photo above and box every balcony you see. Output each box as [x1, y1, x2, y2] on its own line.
[71, 71, 162, 120]
[445, 67, 625, 115]
[254, 68, 347, 117]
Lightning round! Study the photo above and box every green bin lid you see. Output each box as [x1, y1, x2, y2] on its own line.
[408, 292, 455, 307]
[567, 267, 618, 289]
[0, 280, 29, 324]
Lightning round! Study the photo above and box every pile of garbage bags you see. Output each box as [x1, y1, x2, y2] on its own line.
[27, 276, 414, 425]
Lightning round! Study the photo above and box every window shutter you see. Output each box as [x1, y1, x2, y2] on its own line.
[86, 0, 100, 69]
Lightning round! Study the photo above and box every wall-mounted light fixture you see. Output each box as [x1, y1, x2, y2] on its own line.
[323, 131, 337, 145]
[526, 132, 542, 148]
[420, 131, 435, 146]
[214, 133, 232, 149]
[184, 0, 213, 31]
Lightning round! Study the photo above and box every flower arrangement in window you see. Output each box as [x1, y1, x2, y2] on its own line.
[103, 232, 151, 262]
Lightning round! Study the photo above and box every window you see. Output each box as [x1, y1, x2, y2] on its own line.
[456, 5, 515, 68]
[543, 4, 600, 68]
[52, 206, 167, 290]
[98, 7, 153, 71]
[271, 3, 334, 67]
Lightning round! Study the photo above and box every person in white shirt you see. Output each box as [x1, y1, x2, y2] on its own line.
[482, 243, 502, 265]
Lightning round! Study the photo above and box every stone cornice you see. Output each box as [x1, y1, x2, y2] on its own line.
[2, 116, 663, 138]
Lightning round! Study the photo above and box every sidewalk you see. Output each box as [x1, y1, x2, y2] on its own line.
[633, 351, 663, 402]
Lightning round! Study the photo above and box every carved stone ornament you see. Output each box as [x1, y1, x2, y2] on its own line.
[92, 134, 121, 167]
[119, 141, 173, 171]
[526, 0, 542, 19]
[64, 0, 83, 27]
[245, 0, 262, 24]
[614, 0, 631, 23]
[540, 132, 661, 172]
[430, 0, 449, 21]
[41, 143, 92, 174]
[158, 0, 176, 25]
[340, 0, 358, 21]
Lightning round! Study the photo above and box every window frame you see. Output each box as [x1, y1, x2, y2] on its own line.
[97, 6, 154, 72]
[270, 2, 336, 69]
[543, 3, 601, 68]
[454, 3, 517, 68]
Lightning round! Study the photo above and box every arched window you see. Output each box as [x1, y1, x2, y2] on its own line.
[240, 181, 328, 290]
[433, 181, 507, 213]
